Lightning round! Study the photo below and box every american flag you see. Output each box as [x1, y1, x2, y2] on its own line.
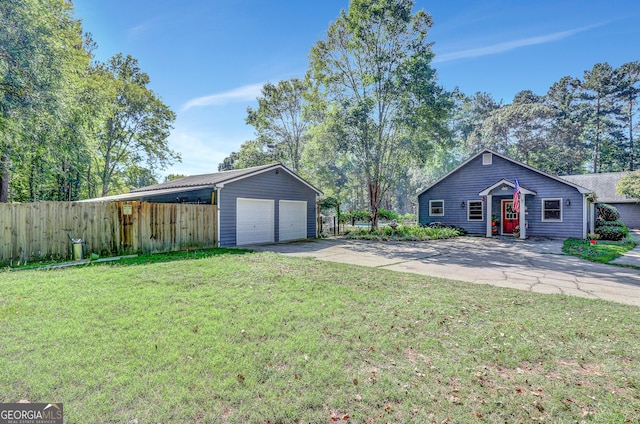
[513, 178, 521, 213]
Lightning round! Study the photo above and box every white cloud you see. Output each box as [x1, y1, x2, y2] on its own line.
[433, 24, 603, 63]
[126, 18, 161, 40]
[181, 82, 265, 112]
[162, 129, 250, 177]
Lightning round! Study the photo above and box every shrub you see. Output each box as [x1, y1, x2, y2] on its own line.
[340, 210, 370, 223]
[344, 225, 463, 241]
[378, 208, 400, 221]
[596, 223, 629, 241]
[597, 204, 620, 222]
[596, 220, 626, 228]
[341, 209, 402, 223]
[622, 235, 639, 246]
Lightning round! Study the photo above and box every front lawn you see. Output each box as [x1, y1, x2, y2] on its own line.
[1, 251, 639, 422]
[563, 237, 638, 264]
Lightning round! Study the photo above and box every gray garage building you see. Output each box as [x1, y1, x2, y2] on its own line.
[89, 163, 322, 246]
[562, 172, 640, 229]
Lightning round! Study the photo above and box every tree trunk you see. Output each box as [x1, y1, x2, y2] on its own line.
[630, 97, 634, 171]
[0, 154, 9, 202]
[593, 97, 601, 173]
[369, 181, 380, 230]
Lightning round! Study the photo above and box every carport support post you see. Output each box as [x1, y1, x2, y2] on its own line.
[519, 193, 526, 239]
[485, 194, 493, 237]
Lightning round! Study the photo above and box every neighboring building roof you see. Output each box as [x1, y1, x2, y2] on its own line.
[418, 149, 592, 196]
[82, 163, 322, 202]
[561, 172, 638, 203]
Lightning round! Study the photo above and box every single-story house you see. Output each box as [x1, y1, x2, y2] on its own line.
[87, 163, 322, 246]
[417, 149, 594, 239]
[561, 172, 640, 229]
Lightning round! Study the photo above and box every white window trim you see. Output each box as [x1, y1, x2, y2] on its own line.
[467, 200, 483, 221]
[541, 198, 563, 222]
[482, 153, 492, 165]
[429, 200, 444, 217]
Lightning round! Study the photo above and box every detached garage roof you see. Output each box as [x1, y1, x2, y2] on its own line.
[83, 163, 322, 202]
[561, 172, 636, 203]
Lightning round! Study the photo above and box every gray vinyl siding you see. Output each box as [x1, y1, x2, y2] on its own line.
[609, 203, 640, 229]
[418, 153, 585, 238]
[219, 169, 317, 247]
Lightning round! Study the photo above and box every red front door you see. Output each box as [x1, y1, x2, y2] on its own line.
[502, 200, 519, 234]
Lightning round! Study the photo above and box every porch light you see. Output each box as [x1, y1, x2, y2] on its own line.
[460, 201, 465, 208]
[565, 199, 571, 206]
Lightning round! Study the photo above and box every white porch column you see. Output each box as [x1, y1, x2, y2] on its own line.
[582, 195, 588, 238]
[519, 193, 526, 239]
[486, 194, 493, 237]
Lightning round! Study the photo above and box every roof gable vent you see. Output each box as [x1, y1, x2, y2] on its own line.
[482, 153, 492, 165]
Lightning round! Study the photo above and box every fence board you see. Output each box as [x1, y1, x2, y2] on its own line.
[0, 201, 218, 265]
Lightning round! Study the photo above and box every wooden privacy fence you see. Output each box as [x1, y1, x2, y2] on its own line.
[0, 201, 218, 265]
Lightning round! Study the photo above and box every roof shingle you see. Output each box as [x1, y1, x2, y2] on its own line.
[561, 172, 637, 203]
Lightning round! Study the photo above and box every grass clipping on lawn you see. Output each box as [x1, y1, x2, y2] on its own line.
[1, 251, 639, 423]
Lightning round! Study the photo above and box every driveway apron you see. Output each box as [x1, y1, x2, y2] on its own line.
[248, 237, 640, 307]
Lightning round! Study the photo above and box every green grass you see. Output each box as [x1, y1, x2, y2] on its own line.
[344, 224, 462, 241]
[4, 247, 251, 270]
[563, 237, 638, 264]
[1, 252, 640, 423]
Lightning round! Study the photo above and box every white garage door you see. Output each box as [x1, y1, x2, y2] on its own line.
[279, 200, 307, 242]
[236, 198, 274, 245]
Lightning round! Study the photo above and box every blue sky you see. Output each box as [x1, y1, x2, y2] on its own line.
[72, 0, 640, 178]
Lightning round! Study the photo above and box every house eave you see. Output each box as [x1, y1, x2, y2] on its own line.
[478, 179, 537, 196]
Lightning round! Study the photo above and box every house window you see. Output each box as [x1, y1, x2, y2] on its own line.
[482, 153, 492, 165]
[468, 200, 483, 221]
[429, 200, 444, 216]
[542, 198, 562, 222]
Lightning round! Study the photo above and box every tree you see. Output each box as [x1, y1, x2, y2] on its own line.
[123, 165, 158, 190]
[481, 90, 555, 167]
[164, 173, 187, 182]
[94, 54, 179, 196]
[617, 171, 640, 199]
[543, 76, 588, 175]
[246, 79, 310, 172]
[218, 152, 239, 171]
[451, 91, 501, 154]
[615, 61, 640, 171]
[581, 63, 622, 173]
[218, 138, 277, 171]
[308, 0, 452, 228]
[0, 0, 89, 202]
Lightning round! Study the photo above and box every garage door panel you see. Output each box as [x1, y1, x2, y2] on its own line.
[279, 200, 307, 242]
[237, 198, 274, 245]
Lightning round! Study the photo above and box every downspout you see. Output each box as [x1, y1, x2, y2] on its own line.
[216, 186, 221, 247]
[582, 194, 588, 239]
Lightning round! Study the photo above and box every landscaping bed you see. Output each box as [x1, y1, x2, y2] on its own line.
[344, 224, 463, 241]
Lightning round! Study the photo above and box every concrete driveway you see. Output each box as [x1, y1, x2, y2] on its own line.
[248, 236, 640, 307]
